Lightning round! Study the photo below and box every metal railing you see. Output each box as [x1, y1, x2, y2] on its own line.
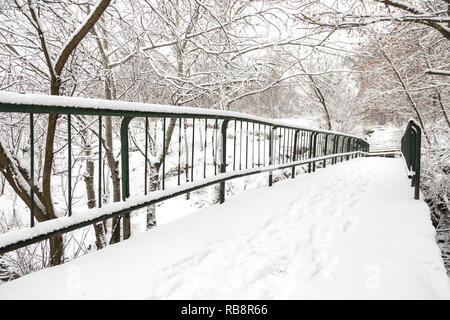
[401, 119, 422, 200]
[0, 92, 369, 254]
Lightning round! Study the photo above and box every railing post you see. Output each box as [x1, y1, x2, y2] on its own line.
[323, 134, 329, 167]
[312, 133, 318, 172]
[308, 132, 313, 173]
[30, 113, 35, 227]
[413, 126, 421, 200]
[349, 138, 354, 159]
[292, 130, 299, 178]
[340, 136, 346, 162]
[269, 126, 276, 186]
[219, 120, 229, 203]
[67, 114, 72, 217]
[410, 129, 416, 187]
[346, 138, 352, 160]
[120, 117, 133, 241]
[332, 135, 339, 164]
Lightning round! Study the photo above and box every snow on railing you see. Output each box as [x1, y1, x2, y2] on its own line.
[0, 91, 365, 139]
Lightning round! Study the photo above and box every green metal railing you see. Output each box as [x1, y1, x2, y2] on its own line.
[401, 119, 422, 200]
[0, 92, 369, 254]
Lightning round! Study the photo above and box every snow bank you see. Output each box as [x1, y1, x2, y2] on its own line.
[0, 157, 448, 299]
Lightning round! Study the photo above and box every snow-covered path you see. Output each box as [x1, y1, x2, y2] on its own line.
[1, 157, 449, 299]
[367, 125, 402, 152]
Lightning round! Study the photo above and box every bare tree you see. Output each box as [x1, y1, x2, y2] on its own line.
[0, 0, 111, 265]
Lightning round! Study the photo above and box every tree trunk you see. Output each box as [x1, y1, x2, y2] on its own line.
[81, 129, 106, 250]
[92, 23, 122, 243]
[42, 112, 65, 266]
[435, 89, 450, 128]
[146, 118, 177, 229]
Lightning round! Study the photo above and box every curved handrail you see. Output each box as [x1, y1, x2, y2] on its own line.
[401, 119, 422, 199]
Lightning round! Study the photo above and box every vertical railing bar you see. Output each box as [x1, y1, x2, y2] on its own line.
[291, 129, 295, 162]
[331, 135, 335, 164]
[289, 129, 296, 161]
[292, 130, 299, 178]
[300, 131, 303, 160]
[410, 130, 416, 186]
[308, 132, 312, 173]
[252, 122, 255, 168]
[331, 135, 339, 165]
[239, 121, 242, 170]
[341, 136, 346, 162]
[144, 117, 148, 195]
[191, 118, 195, 182]
[282, 128, 286, 164]
[278, 128, 281, 164]
[288, 129, 292, 163]
[269, 127, 277, 165]
[98, 115, 102, 208]
[68, 114, 72, 216]
[214, 119, 218, 175]
[273, 127, 276, 165]
[321, 134, 323, 157]
[313, 133, 318, 172]
[346, 137, 351, 160]
[246, 121, 249, 169]
[316, 133, 322, 157]
[204, 118, 207, 179]
[258, 124, 261, 167]
[283, 128, 286, 164]
[219, 120, 229, 203]
[233, 120, 237, 171]
[287, 129, 290, 163]
[263, 125, 266, 166]
[269, 127, 275, 186]
[413, 124, 421, 199]
[323, 135, 326, 156]
[303, 131, 306, 160]
[30, 113, 35, 226]
[333, 136, 337, 164]
[162, 117, 166, 190]
[178, 117, 181, 185]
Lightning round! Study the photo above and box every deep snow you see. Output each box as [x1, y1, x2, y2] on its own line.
[0, 157, 448, 299]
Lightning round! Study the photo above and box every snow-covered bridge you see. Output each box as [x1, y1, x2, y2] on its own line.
[0, 92, 447, 299]
[0, 157, 449, 299]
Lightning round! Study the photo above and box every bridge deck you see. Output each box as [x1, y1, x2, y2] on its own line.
[1, 157, 449, 299]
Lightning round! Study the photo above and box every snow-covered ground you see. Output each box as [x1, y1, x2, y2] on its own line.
[0, 157, 449, 299]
